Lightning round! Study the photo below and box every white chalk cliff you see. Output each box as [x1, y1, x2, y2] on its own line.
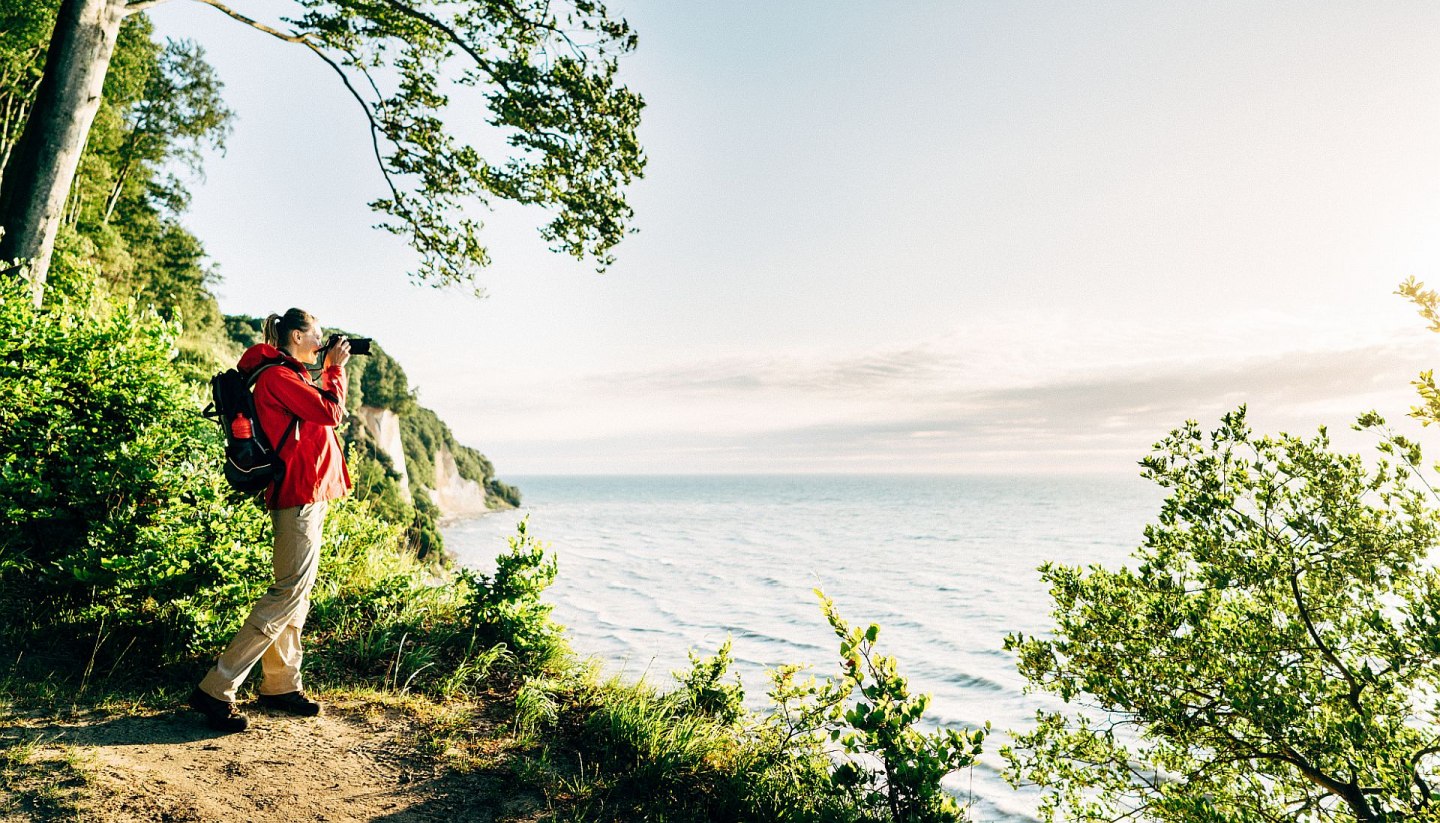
[356, 406, 411, 500]
[430, 444, 490, 518]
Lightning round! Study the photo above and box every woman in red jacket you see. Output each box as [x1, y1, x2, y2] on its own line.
[189, 308, 352, 732]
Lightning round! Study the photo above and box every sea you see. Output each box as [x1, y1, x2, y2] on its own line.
[442, 474, 1166, 821]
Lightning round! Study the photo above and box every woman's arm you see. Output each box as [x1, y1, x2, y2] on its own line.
[262, 366, 347, 426]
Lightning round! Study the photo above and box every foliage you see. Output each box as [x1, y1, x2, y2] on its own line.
[455, 516, 564, 672]
[7, 0, 647, 298]
[357, 340, 417, 415]
[5, 8, 237, 374]
[346, 446, 413, 529]
[515, 596, 984, 823]
[818, 592, 987, 823]
[98, 37, 233, 224]
[0, 0, 54, 175]
[0, 272, 271, 663]
[566, 674, 750, 818]
[1398, 277, 1440, 430]
[673, 638, 746, 727]
[486, 476, 523, 508]
[266, 0, 646, 286]
[1005, 407, 1440, 822]
[725, 595, 986, 823]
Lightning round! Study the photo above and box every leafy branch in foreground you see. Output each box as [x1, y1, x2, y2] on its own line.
[1005, 407, 1440, 822]
[817, 591, 988, 822]
[1398, 277, 1440, 430]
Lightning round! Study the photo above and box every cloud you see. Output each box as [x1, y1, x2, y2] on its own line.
[436, 315, 1439, 473]
[466, 338, 1434, 471]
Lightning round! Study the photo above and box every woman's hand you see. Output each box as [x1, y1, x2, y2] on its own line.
[324, 337, 352, 369]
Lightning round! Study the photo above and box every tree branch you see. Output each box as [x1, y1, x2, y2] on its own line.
[1411, 743, 1440, 803]
[125, 0, 177, 13]
[1288, 561, 1365, 715]
[370, 0, 514, 90]
[187, 0, 313, 45]
[489, 0, 587, 59]
[186, 0, 429, 250]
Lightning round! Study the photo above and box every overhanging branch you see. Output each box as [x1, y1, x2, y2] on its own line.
[372, 0, 513, 90]
[125, 0, 177, 14]
[186, 0, 429, 253]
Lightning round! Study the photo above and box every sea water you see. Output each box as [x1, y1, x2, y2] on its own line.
[443, 474, 1165, 821]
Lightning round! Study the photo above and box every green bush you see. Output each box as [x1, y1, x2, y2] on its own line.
[674, 638, 745, 726]
[455, 516, 565, 672]
[0, 273, 270, 664]
[817, 592, 986, 823]
[1005, 409, 1440, 822]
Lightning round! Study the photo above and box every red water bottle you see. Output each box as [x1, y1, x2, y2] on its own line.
[231, 413, 253, 440]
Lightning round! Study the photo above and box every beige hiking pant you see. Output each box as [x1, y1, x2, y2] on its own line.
[199, 501, 326, 703]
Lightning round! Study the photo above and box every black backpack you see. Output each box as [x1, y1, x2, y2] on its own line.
[203, 360, 302, 495]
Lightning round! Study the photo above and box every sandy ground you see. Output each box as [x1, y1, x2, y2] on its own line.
[2, 697, 538, 822]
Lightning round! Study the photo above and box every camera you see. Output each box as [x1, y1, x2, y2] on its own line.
[322, 334, 372, 356]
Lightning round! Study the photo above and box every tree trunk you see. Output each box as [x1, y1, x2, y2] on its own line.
[101, 128, 139, 224]
[0, 0, 127, 307]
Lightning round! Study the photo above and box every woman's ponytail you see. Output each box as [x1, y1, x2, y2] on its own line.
[262, 313, 283, 346]
[264, 308, 316, 354]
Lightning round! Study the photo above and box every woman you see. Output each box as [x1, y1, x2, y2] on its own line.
[189, 308, 352, 732]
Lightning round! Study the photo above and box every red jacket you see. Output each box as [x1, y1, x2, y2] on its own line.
[237, 344, 352, 510]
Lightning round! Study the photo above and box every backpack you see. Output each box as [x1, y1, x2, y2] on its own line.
[202, 359, 302, 497]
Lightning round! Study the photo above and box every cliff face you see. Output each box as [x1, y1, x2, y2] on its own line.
[356, 406, 411, 500]
[429, 444, 491, 519]
[358, 405, 495, 520]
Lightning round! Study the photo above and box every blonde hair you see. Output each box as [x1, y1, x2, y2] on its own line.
[262, 308, 317, 354]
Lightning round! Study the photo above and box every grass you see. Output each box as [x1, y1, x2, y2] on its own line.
[0, 509, 981, 823]
[0, 732, 93, 820]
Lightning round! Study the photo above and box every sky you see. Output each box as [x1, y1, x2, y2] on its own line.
[146, 1, 1440, 475]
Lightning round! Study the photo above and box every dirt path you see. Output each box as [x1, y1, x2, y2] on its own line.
[3, 697, 537, 822]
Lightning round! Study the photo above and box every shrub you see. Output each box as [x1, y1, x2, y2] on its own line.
[0, 274, 273, 664]
[673, 638, 745, 726]
[1005, 408, 1440, 822]
[455, 516, 565, 672]
[816, 592, 986, 823]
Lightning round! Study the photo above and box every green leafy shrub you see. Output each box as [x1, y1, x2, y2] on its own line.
[0, 274, 270, 663]
[673, 638, 745, 726]
[817, 592, 986, 823]
[1005, 408, 1440, 822]
[455, 516, 565, 672]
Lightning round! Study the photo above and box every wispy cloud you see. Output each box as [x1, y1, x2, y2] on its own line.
[432, 310, 1439, 473]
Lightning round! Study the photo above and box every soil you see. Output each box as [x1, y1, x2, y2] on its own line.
[1, 696, 540, 822]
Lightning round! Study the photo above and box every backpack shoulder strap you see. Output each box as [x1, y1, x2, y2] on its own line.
[246, 358, 305, 390]
[247, 358, 305, 453]
[267, 415, 303, 510]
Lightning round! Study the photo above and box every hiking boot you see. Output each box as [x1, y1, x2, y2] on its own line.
[188, 687, 249, 733]
[258, 691, 323, 717]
